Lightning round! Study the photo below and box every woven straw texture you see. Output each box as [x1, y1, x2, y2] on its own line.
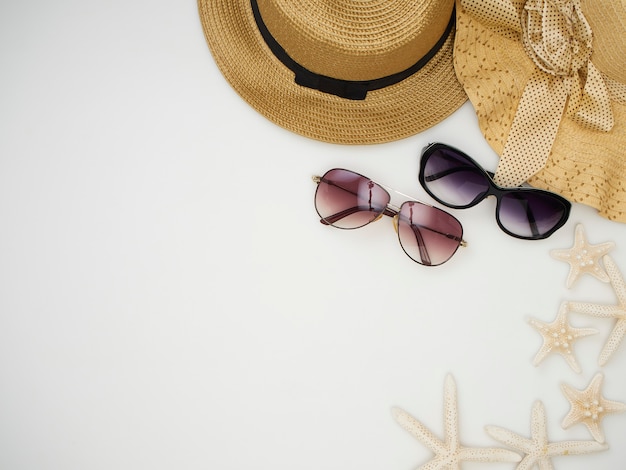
[454, 0, 626, 222]
[197, 0, 468, 144]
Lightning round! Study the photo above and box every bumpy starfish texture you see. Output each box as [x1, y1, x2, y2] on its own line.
[528, 302, 598, 373]
[550, 224, 614, 288]
[486, 400, 608, 470]
[568, 255, 626, 366]
[561, 373, 626, 443]
[392, 375, 521, 469]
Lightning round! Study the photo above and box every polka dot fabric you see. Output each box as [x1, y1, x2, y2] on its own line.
[495, 71, 568, 187]
[454, 0, 626, 223]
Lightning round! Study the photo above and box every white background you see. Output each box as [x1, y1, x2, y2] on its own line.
[1, 1, 626, 469]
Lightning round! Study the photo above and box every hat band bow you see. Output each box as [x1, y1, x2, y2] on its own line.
[463, 0, 624, 186]
[251, 0, 455, 100]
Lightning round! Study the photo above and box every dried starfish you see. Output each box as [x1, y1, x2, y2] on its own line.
[561, 373, 626, 443]
[392, 375, 521, 469]
[486, 400, 608, 469]
[568, 255, 626, 366]
[528, 301, 598, 373]
[550, 224, 614, 288]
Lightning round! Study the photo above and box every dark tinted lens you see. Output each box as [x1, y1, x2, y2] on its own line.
[422, 147, 490, 207]
[396, 201, 463, 266]
[315, 169, 390, 229]
[499, 191, 568, 239]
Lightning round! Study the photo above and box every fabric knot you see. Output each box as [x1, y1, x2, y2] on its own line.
[460, 0, 616, 187]
[521, 0, 592, 77]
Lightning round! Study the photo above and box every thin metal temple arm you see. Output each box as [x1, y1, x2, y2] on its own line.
[409, 222, 431, 265]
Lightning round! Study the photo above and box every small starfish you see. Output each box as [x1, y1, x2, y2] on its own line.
[568, 255, 626, 366]
[528, 302, 598, 373]
[561, 373, 626, 443]
[486, 400, 608, 469]
[550, 224, 614, 288]
[392, 375, 521, 469]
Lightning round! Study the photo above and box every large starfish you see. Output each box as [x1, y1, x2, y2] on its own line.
[568, 255, 626, 366]
[528, 301, 598, 373]
[485, 400, 608, 470]
[561, 373, 626, 443]
[550, 224, 614, 288]
[392, 375, 521, 469]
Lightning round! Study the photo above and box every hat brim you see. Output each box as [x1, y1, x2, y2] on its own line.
[198, 0, 468, 144]
[454, 3, 626, 222]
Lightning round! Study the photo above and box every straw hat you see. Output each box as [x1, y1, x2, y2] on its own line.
[197, 0, 467, 144]
[454, 0, 626, 223]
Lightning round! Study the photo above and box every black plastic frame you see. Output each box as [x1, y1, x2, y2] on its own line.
[418, 143, 571, 240]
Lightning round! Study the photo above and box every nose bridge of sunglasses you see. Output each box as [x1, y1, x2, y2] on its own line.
[380, 183, 415, 205]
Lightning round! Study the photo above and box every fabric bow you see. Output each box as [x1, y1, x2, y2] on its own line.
[462, 0, 616, 186]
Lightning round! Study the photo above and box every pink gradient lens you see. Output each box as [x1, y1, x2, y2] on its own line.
[315, 169, 391, 229]
[396, 201, 463, 266]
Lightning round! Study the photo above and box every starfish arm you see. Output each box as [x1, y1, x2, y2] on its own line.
[516, 455, 541, 470]
[549, 248, 571, 260]
[484, 425, 533, 454]
[601, 399, 626, 414]
[561, 384, 582, 429]
[594, 242, 617, 252]
[564, 266, 583, 289]
[549, 250, 578, 288]
[537, 460, 555, 470]
[604, 255, 626, 306]
[587, 420, 606, 443]
[598, 319, 626, 366]
[531, 343, 554, 367]
[458, 446, 521, 463]
[560, 382, 578, 399]
[573, 327, 601, 339]
[416, 458, 450, 470]
[547, 440, 608, 456]
[392, 407, 446, 454]
[560, 383, 585, 430]
[561, 411, 582, 430]
[568, 302, 625, 319]
[528, 317, 548, 333]
[530, 401, 548, 445]
[562, 351, 583, 374]
[442, 374, 460, 451]
[590, 271, 611, 283]
[528, 318, 554, 366]
[590, 373, 604, 392]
